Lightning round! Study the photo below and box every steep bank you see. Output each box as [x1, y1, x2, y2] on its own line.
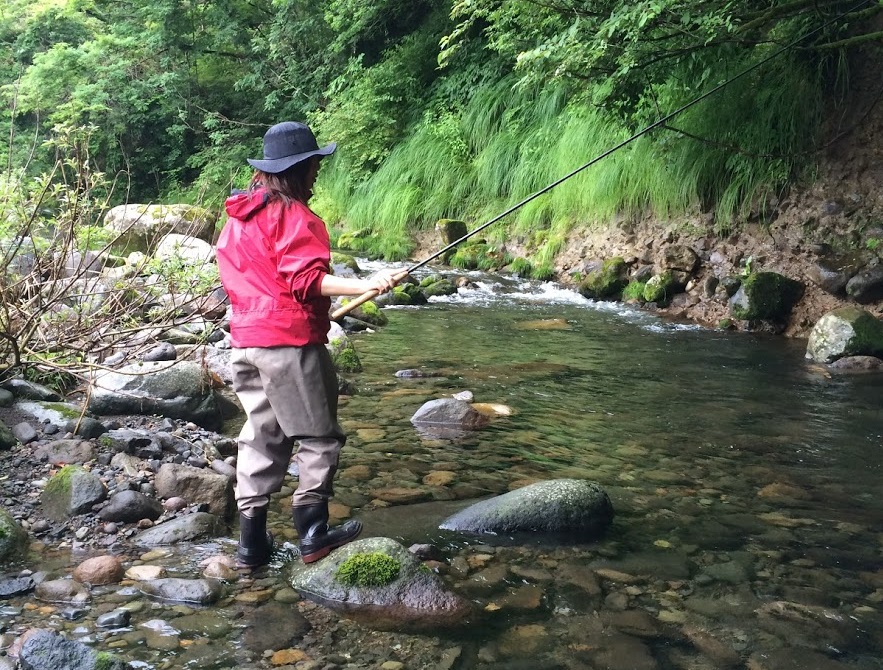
[412, 46, 883, 341]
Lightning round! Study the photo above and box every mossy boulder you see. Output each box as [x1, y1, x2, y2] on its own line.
[0, 419, 16, 450]
[578, 257, 628, 301]
[41, 465, 107, 521]
[419, 276, 456, 298]
[330, 252, 361, 275]
[0, 507, 28, 562]
[729, 271, 804, 322]
[290, 536, 474, 631]
[338, 298, 388, 327]
[326, 322, 363, 373]
[435, 219, 468, 248]
[378, 283, 428, 306]
[806, 306, 883, 363]
[642, 271, 678, 306]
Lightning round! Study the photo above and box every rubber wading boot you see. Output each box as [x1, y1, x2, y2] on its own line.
[237, 507, 274, 569]
[293, 502, 362, 564]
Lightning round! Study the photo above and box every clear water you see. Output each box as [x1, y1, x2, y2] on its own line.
[6, 269, 883, 669]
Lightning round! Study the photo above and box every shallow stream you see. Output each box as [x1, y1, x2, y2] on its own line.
[4, 268, 883, 669]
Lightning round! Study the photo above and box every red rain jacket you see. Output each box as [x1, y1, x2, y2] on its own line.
[216, 189, 331, 347]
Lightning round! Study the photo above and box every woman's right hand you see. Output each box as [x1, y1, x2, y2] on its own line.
[366, 268, 408, 294]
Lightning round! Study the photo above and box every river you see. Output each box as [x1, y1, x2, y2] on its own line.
[3, 267, 882, 670]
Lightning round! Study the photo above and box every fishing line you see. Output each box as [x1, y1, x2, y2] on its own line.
[333, 0, 873, 318]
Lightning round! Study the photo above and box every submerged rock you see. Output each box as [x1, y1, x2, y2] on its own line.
[19, 629, 129, 670]
[439, 479, 615, 539]
[139, 577, 224, 605]
[410, 399, 489, 431]
[289, 536, 474, 631]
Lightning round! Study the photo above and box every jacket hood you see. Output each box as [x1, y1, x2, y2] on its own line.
[225, 189, 270, 221]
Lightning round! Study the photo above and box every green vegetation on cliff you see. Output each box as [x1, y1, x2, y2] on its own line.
[1, 0, 878, 262]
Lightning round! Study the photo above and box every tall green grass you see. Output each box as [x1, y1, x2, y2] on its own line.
[318, 51, 823, 260]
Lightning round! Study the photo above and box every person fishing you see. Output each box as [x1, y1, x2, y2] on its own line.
[216, 121, 404, 568]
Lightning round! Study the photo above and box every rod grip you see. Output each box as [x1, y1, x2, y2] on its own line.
[330, 270, 410, 321]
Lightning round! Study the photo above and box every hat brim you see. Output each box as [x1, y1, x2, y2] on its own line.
[247, 142, 337, 174]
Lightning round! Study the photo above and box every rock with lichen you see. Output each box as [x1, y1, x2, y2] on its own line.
[289, 537, 474, 631]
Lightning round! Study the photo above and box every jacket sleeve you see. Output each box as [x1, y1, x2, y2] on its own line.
[274, 203, 330, 303]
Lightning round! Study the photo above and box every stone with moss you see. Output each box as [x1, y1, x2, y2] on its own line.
[0, 507, 28, 562]
[578, 257, 629, 301]
[339, 298, 388, 327]
[435, 219, 468, 247]
[729, 271, 804, 321]
[806, 305, 883, 363]
[622, 281, 647, 303]
[290, 537, 473, 631]
[330, 252, 361, 274]
[420, 278, 456, 298]
[0, 419, 16, 450]
[41, 465, 107, 521]
[642, 271, 677, 306]
[381, 283, 428, 306]
[336, 552, 401, 587]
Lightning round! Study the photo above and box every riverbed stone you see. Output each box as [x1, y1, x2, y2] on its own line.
[34, 579, 90, 604]
[139, 577, 224, 605]
[410, 399, 489, 431]
[99, 490, 164, 523]
[241, 601, 312, 653]
[19, 629, 128, 670]
[87, 361, 223, 430]
[72, 555, 124, 586]
[34, 439, 96, 466]
[154, 463, 233, 518]
[289, 536, 474, 631]
[805, 306, 883, 363]
[0, 508, 29, 562]
[40, 465, 106, 521]
[132, 512, 224, 546]
[439, 479, 614, 538]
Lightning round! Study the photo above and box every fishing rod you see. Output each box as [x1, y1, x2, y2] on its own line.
[331, 0, 872, 321]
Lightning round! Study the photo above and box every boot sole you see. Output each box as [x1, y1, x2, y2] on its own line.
[301, 526, 363, 564]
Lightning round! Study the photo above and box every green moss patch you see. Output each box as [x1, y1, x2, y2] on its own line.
[335, 552, 401, 587]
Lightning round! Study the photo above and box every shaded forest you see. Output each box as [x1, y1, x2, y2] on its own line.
[1, 0, 882, 273]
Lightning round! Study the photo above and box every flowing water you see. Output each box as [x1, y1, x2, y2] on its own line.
[4, 268, 883, 669]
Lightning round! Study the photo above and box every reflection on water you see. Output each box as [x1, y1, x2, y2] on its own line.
[342, 268, 883, 666]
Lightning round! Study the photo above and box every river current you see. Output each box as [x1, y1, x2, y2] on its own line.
[3, 266, 883, 669]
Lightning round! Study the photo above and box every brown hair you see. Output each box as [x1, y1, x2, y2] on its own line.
[249, 157, 317, 205]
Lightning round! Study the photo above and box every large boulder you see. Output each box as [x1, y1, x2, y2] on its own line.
[439, 478, 615, 538]
[104, 203, 217, 252]
[290, 536, 474, 631]
[87, 361, 223, 430]
[578, 257, 629, 301]
[153, 233, 215, 266]
[806, 306, 883, 363]
[729, 271, 804, 322]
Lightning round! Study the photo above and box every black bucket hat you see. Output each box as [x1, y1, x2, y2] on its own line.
[247, 121, 336, 174]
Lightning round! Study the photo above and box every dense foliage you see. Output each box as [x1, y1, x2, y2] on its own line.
[1, 0, 881, 263]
